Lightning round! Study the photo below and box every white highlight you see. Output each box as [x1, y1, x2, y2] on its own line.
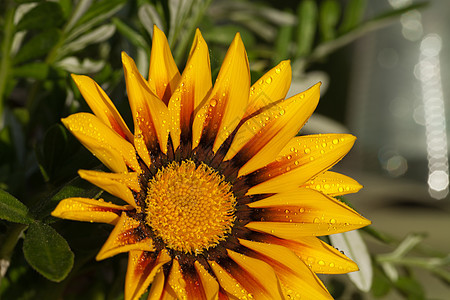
[415, 34, 449, 199]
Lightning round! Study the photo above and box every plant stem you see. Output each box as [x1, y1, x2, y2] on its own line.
[0, 2, 15, 127]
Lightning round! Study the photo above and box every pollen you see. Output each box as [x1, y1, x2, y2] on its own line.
[145, 160, 236, 254]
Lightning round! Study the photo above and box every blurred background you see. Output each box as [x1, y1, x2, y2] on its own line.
[1, 0, 449, 299]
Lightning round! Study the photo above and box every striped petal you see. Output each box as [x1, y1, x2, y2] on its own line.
[61, 113, 141, 173]
[209, 261, 250, 299]
[226, 250, 284, 299]
[168, 29, 212, 151]
[244, 60, 291, 118]
[122, 52, 170, 164]
[148, 25, 181, 104]
[252, 234, 358, 274]
[51, 197, 130, 224]
[71, 74, 133, 142]
[302, 171, 363, 196]
[239, 239, 332, 300]
[78, 170, 140, 207]
[246, 188, 371, 238]
[227, 83, 321, 176]
[246, 134, 356, 195]
[96, 212, 154, 260]
[192, 33, 250, 151]
[167, 259, 212, 300]
[195, 261, 219, 300]
[124, 250, 171, 300]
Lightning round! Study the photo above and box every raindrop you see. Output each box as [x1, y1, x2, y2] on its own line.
[265, 77, 272, 84]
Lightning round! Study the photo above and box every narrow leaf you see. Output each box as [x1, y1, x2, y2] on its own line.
[16, 2, 64, 31]
[339, 0, 367, 33]
[330, 230, 373, 292]
[23, 221, 74, 282]
[295, 0, 318, 57]
[13, 29, 61, 64]
[12, 62, 50, 80]
[319, 0, 341, 41]
[0, 189, 32, 224]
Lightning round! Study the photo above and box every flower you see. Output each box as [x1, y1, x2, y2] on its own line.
[52, 26, 370, 300]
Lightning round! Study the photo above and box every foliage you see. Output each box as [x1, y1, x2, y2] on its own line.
[0, 0, 442, 299]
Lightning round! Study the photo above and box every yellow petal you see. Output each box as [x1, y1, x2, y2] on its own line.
[148, 25, 181, 104]
[246, 134, 356, 195]
[302, 171, 363, 196]
[227, 83, 321, 176]
[71, 74, 134, 142]
[244, 60, 292, 118]
[168, 29, 212, 151]
[124, 250, 171, 300]
[192, 33, 250, 151]
[195, 261, 219, 300]
[269, 236, 358, 274]
[96, 212, 155, 260]
[147, 268, 165, 300]
[78, 170, 140, 207]
[51, 197, 130, 224]
[122, 52, 170, 162]
[167, 259, 190, 299]
[239, 239, 332, 300]
[208, 261, 249, 299]
[226, 249, 284, 300]
[61, 113, 140, 173]
[246, 188, 371, 237]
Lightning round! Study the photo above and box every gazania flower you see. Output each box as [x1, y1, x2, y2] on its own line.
[52, 26, 370, 299]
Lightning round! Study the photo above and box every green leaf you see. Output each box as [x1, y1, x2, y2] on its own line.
[66, 0, 125, 43]
[273, 23, 293, 64]
[319, 0, 341, 41]
[112, 18, 148, 50]
[13, 28, 61, 64]
[22, 221, 74, 282]
[16, 2, 64, 31]
[371, 263, 392, 298]
[0, 189, 32, 224]
[12, 62, 50, 80]
[395, 276, 425, 300]
[339, 0, 367, 34]
[295, 0, 318, 58]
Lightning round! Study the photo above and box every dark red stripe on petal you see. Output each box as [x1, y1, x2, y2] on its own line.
[133, 251, 158, 284]
[250, 206, 310, 223]
[218, 257, 271, 297]
[181, 265, 207, 300]
[118, 225, 148, 245]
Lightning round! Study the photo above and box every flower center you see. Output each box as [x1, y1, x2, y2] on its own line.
[145, 160, 236, 254]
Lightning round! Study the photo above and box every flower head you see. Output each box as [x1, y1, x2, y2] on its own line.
[52, 26, 370, 299]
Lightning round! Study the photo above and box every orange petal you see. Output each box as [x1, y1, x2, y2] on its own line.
[244, 60, 292, 118]
[78, 170, 140, 207]
[51, 197, 130, 224]
[61, 113, 141, 173]
[254, 235, 358, 274]
[96, 212, 154, 260]
[226, 249, 284, 299]
[246, 188, 371, 237]
[71, 74, 133, 142]
[302, 171, 363, 196]
[208, 261, 250, 299]
[122, 52, 170, 163]
[147, 268, 165, 300]
[124, 250, 171, 300]
[192, 33, 250, 151]
[246, 134, 356, 195]
[239, 239, 332, 300]
[168, 29, 212, 151]
[195, 261, 219, 300]
[227, 83, 321, 176]
[148, 25, 181, 104]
